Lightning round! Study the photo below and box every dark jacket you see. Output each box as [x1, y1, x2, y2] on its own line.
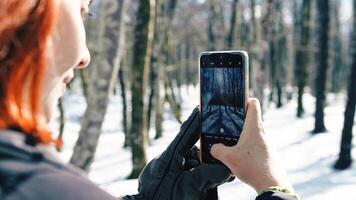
[0, 129, 117, 200]
[0, 129, 297, 200]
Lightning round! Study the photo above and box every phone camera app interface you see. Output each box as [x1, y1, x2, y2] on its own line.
[201, 60, 244, 143]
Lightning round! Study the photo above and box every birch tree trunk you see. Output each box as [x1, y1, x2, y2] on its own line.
[70, 0, 126, 171]
[129, 0, 156, 178]
[254, 0, 274, 110]
[152, 0, 178, 139]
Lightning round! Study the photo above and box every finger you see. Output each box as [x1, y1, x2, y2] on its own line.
[179, 164, 231, 191]
[185, 146, 200, 160]
[184, 158, 200, 170]
[210, 143, 232, 165]
[245, 98, 263, 124]
[184, 146, 201, 169]
[169, 107, 200, 155]
[156, 107, 200, 171]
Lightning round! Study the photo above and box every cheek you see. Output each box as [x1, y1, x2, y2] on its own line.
[52, 22, 80, 71]
[52, 0, 86, 70]
[44, 41, 69, 99]
[41, 81, 64, 121]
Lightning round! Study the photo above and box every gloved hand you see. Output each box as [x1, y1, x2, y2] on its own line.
[122, 108, 231, 200]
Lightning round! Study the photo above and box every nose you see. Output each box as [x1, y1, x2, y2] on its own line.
[75, 47, 91, 69]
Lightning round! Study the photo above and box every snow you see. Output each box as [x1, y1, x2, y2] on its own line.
[49, 86, 356, 200]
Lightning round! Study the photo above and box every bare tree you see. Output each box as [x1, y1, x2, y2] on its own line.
[226, 0, 239, 49]
[149, 0, 179, 139]
[70, 0, 127, 171]
[248, 0, 258, 95]
[56, 98, 65, 151]
[207, 0, 220, 50]
[270, 0, 287, 108]
[254, 0, 274, 110]
[334, 0, 356, 170]
[129, 0, 156, 178]
[330, 0, 345, 93]
[296, 0, 312, 118]
[119, 60, 130, 147]
[313, 0, 330, 133]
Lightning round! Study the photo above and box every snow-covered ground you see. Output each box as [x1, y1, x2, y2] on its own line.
[50, 86, 356, 200]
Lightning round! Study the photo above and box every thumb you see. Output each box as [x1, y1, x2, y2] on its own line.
[210, 143, 232, 165]
[244, 98, 263, 126]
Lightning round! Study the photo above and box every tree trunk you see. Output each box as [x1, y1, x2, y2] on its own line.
[334, 0, 356, 170]
[330, 0, 344, 93]
[154, 64, 165, 139]
[56, 97, 65, 152]
[151, 0, 178, 139]
[270, 0, 286, 108]
[70, 0, 126, 171]
[226, 0, 239, 49]
[119, 65, 130, 148]
[79, 68, 89, 101]
[269, 35, 276, 103]
[276, 80, 282, 108]
[149, 1, 162, 140]
[292, 0, 301, 87]
[208, 0, 219, 50]
[147, 62, 157, 135]
[128, 0, 155, 178]
[296, 0, 312, 118]
[255, 0, 274, 110]
[313, 0, 330, 133]
[165, 73, 182, 124]
[249, 0, 257, 95]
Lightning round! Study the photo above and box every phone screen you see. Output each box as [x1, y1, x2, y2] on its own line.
[200, 52, 245, 164]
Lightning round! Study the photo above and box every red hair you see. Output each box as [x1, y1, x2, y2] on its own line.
[0, 0, 60, 147]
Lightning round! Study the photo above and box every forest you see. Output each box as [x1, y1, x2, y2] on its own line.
[54, 0, 356, 198]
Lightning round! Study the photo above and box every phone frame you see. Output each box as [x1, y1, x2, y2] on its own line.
[199, 50, 249, 164]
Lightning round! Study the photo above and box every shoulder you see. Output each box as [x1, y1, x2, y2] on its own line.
[0, 130, 117, 200]
[4, 160, 117, 200]
[17, 167, 117, 200]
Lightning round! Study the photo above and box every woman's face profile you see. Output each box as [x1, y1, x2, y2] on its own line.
[42, 0, 91, 121]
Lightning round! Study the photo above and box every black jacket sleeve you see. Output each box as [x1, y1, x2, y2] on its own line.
[256, 191, 299, 200]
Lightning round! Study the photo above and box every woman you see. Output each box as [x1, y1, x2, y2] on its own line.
[0, 0, 299, 199]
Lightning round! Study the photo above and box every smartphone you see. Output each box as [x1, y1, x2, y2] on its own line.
[199, 51, 248, 164]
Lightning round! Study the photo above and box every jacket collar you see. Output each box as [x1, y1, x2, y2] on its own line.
[0, 129, 57, 162]
[0, 129, 86, 177]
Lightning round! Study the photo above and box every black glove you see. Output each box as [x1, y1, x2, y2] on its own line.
[122, 108, 231, 200]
